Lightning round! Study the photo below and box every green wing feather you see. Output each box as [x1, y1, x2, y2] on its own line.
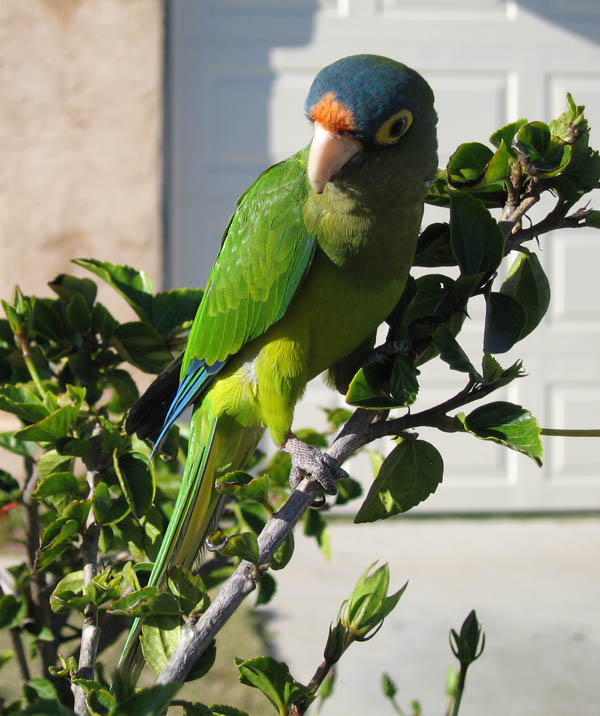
[182, 148, 315, 370]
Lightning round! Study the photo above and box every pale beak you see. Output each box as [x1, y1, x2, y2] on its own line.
[307, 122, 362, 194]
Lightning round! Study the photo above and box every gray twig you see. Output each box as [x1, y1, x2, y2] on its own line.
[156, 410, 377, 685]
[72, 425, 103, 716]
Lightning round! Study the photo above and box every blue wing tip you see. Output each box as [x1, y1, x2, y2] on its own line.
[148, 358, 225, 461]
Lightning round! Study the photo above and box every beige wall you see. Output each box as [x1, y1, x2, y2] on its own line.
[0, 0, 163, 313]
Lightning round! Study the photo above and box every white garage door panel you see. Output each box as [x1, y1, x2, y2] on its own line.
[167, 0, 600, 511]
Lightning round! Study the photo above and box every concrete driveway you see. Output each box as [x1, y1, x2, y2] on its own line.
[264, 517, 600, 716]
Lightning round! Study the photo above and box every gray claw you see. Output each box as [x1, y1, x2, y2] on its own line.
[283, 434, 347, 495]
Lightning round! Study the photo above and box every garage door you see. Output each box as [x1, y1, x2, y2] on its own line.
[166, 0, 600, 511]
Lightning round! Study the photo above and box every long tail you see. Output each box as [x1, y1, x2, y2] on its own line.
[116, 402, 262, 682]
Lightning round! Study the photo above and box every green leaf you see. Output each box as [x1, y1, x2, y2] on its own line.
[334, 476, 362, 506]
[425, 170, 452, 208]
[166, 565, 208, 615]
[514, 121, 572, 177]
[489, 118, 528, 151]
[271, 532, 295, 571]
[295, 427, 328, 448]
[113, 451, 154, 519]
[93, 482, 130, 526]
[92, 302, 119, 340]
[109, 588, 181, 618]
[35, 518, 79, 571]
[110, 322, 173, 374]
[67, 292, 92, 333]
[151, 288, 204, 337]
[322, 406, 353, 431]
[339, 562, 407, 640]
[50, 572, 90, 614]
[433, 325, 482, 381]
[105, 369, 140, 413]
[210, 707, 250, 716]
[303, 509, 331, 561]
[345, 362, 394, 409]
[450, 192, 505, 276]
[23, 678, 58, 704]
[215, 471, 270, 505]
[447, 140, 511, 190]
[0, 594, 24, 629]
[500, 252, 551, 339]
[484, 292, 527, 354]
[73, 258, 154, 321]
[49, 273, 97, 308]
[413, 223, 457, 267]
[14, 405, 77, 442]
[0, 650, 13, 671]
[448, 142, 494, 184]
[481, 354, 525, 388]
[235, 656, 313, 716]
[0, 384, 49, 423]
[355, 440, 443, 523]
[256, 572, 277, 606]
[87, 688, 116, 715]
[389, 355, 419, 406]
[38, 450, 73, 480]
[206, 531, 259, 564]
[457, 401, 543, 465]
[382, 672, 397, 699]
[32, 471, 80, 512]
[60, 500, 92, 531]
[0, 468, 19, 494]
[31, 298, 65, 342]
[56, 437, 93, 460]
[402, 274, 457, 325]
[587, 210, 600, 229]
[20, 699, 76, 715]
[178, 704, 212, 716]
[33, 471, 79, 501]
[86, 569, 121, 607]
[108, 683, 181, 716]
[0, 431, 35, 457]
[139, 616, 180, 675]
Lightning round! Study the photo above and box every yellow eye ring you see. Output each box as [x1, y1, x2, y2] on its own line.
[375, 109, 413, 145]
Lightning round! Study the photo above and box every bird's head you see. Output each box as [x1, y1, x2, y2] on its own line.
[305, 55, 437, 195]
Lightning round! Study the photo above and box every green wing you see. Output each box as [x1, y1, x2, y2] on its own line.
[182, 148, 315, 371]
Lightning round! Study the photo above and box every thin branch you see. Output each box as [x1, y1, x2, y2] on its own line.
[155, 388, 507, 685]
[507, 207, 591, 251]
[156, 410, 377, 685]
[21, 456, 58, 679]
[541, 428, 600, 437]
[72, 424, 103, 716]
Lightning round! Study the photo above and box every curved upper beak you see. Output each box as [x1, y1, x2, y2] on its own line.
[307, 122, 362, 194]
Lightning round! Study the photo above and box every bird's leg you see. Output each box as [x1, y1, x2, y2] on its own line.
[281, 433, 347, 495]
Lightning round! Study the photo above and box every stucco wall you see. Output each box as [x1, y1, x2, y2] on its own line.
[0, 0, 163, 312]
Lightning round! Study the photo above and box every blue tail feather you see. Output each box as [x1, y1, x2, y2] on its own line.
[150, 357, 225, 459]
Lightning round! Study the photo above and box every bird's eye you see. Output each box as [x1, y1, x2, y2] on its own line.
[375, 109, 413, 145]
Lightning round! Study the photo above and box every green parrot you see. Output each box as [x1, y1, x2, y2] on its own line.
[118, 54, 437, 677]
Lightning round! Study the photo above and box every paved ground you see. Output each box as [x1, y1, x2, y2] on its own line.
[263, 517, 600, 716]
[1, 517, 597, 715]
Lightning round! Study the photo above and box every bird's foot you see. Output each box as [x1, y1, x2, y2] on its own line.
[281, 433, 347, 495]
[369, 338, 411, 364]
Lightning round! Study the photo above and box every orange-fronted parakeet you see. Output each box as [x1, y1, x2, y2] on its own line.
[119, 54, 437, 676]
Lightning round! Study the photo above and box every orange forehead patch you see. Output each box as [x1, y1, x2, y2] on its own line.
[309, 92, 356, 133]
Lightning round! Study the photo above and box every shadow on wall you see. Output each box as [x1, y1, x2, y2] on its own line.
[520, 0, 600, 46]
[165, 0, 318, 290]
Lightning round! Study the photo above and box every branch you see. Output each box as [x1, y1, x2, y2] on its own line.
[156, 383, 502, 686]
[155, 410, 377, 685]
[21, 457, 59, 680]
[72, 425, 103, 716]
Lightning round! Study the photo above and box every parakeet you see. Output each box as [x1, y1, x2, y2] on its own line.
[118, 54, 437, 677]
